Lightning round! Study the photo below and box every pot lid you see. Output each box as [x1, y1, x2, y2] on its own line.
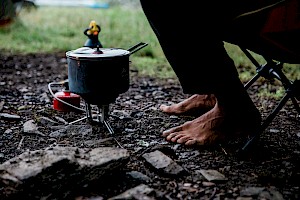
[66, 47, 130, 58]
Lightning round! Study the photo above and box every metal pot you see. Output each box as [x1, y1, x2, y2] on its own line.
[66, 42, 148, 105]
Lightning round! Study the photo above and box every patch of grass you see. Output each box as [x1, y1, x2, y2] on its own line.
[258, 87, 286, 99]
[0, 6, 162, 54]
[131, 56, 175, 78]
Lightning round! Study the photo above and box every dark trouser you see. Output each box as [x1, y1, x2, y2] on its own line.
[139, 0, 245, 94]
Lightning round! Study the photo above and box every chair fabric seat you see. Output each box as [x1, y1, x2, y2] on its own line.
[224, 0, 300, 64]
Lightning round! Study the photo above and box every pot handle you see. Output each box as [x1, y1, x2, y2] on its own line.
[127, 42, 148, 55]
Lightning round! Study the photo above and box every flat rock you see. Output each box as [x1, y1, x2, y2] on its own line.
[108, 184, 155, 200]
[0, 146, 130, 199]
[199, 169, 227, 182]
[142, 150, 185, 176]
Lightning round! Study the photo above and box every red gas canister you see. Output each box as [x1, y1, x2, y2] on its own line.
[53, 91, 81, 112]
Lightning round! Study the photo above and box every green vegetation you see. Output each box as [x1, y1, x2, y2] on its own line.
[1, 6, 299, 85]
[0, 6, 159, 54]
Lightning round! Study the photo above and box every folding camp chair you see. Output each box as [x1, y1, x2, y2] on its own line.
[224, 0, 300, 152]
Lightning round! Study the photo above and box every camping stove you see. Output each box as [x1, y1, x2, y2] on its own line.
[65, 20, 147, 134]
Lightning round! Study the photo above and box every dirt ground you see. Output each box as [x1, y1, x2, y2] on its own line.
[0, 52, 299, 199]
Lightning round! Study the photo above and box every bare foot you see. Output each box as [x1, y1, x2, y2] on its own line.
[162, 101, 225, 146]
[162, 100, 261, 146]
[159, 94, 216, 116]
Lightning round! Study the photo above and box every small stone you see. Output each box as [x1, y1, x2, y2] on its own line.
[142, 150, 185, 176]
[199, 169, 227, 182]
[0, 113, 21, 121]
[202, 181, 216, 187]
[240, 187, 265, 197]
[108, 184, 154, 200]
[23, 120, 45, 136]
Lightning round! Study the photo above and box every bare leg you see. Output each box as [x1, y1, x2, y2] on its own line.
[160, 94, 216, 116]
[162, 98, 261, 146]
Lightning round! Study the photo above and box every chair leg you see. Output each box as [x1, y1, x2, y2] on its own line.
[290, 80, 300, 114]
[241, 92, 291, 151]
[239, 47, 300, 152]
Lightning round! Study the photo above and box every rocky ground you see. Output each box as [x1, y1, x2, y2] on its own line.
[0, 52, 300, 199]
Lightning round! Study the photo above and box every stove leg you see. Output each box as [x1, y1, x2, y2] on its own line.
[67, 103, 115, 137]
[68, 116, 87, 125]
[104, 120, 114, 134]
[85, 102, 93, 122]
[67, 102, 92, 125]
[69, 103, 121, 147]
[97, 105, 114, 134]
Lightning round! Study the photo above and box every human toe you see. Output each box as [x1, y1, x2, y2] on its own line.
[169, 133, 186, 142]
[175, 135, 195, 144]
[159, 104, 170, 112]
[184, 139, 198, 146]
[162, 126, 182, 137]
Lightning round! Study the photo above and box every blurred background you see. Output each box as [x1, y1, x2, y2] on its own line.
[0, 0, 174, 77]
[1, 0, 299, 85]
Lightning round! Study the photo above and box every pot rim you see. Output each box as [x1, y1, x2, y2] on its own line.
[66, 47, 130, 60]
